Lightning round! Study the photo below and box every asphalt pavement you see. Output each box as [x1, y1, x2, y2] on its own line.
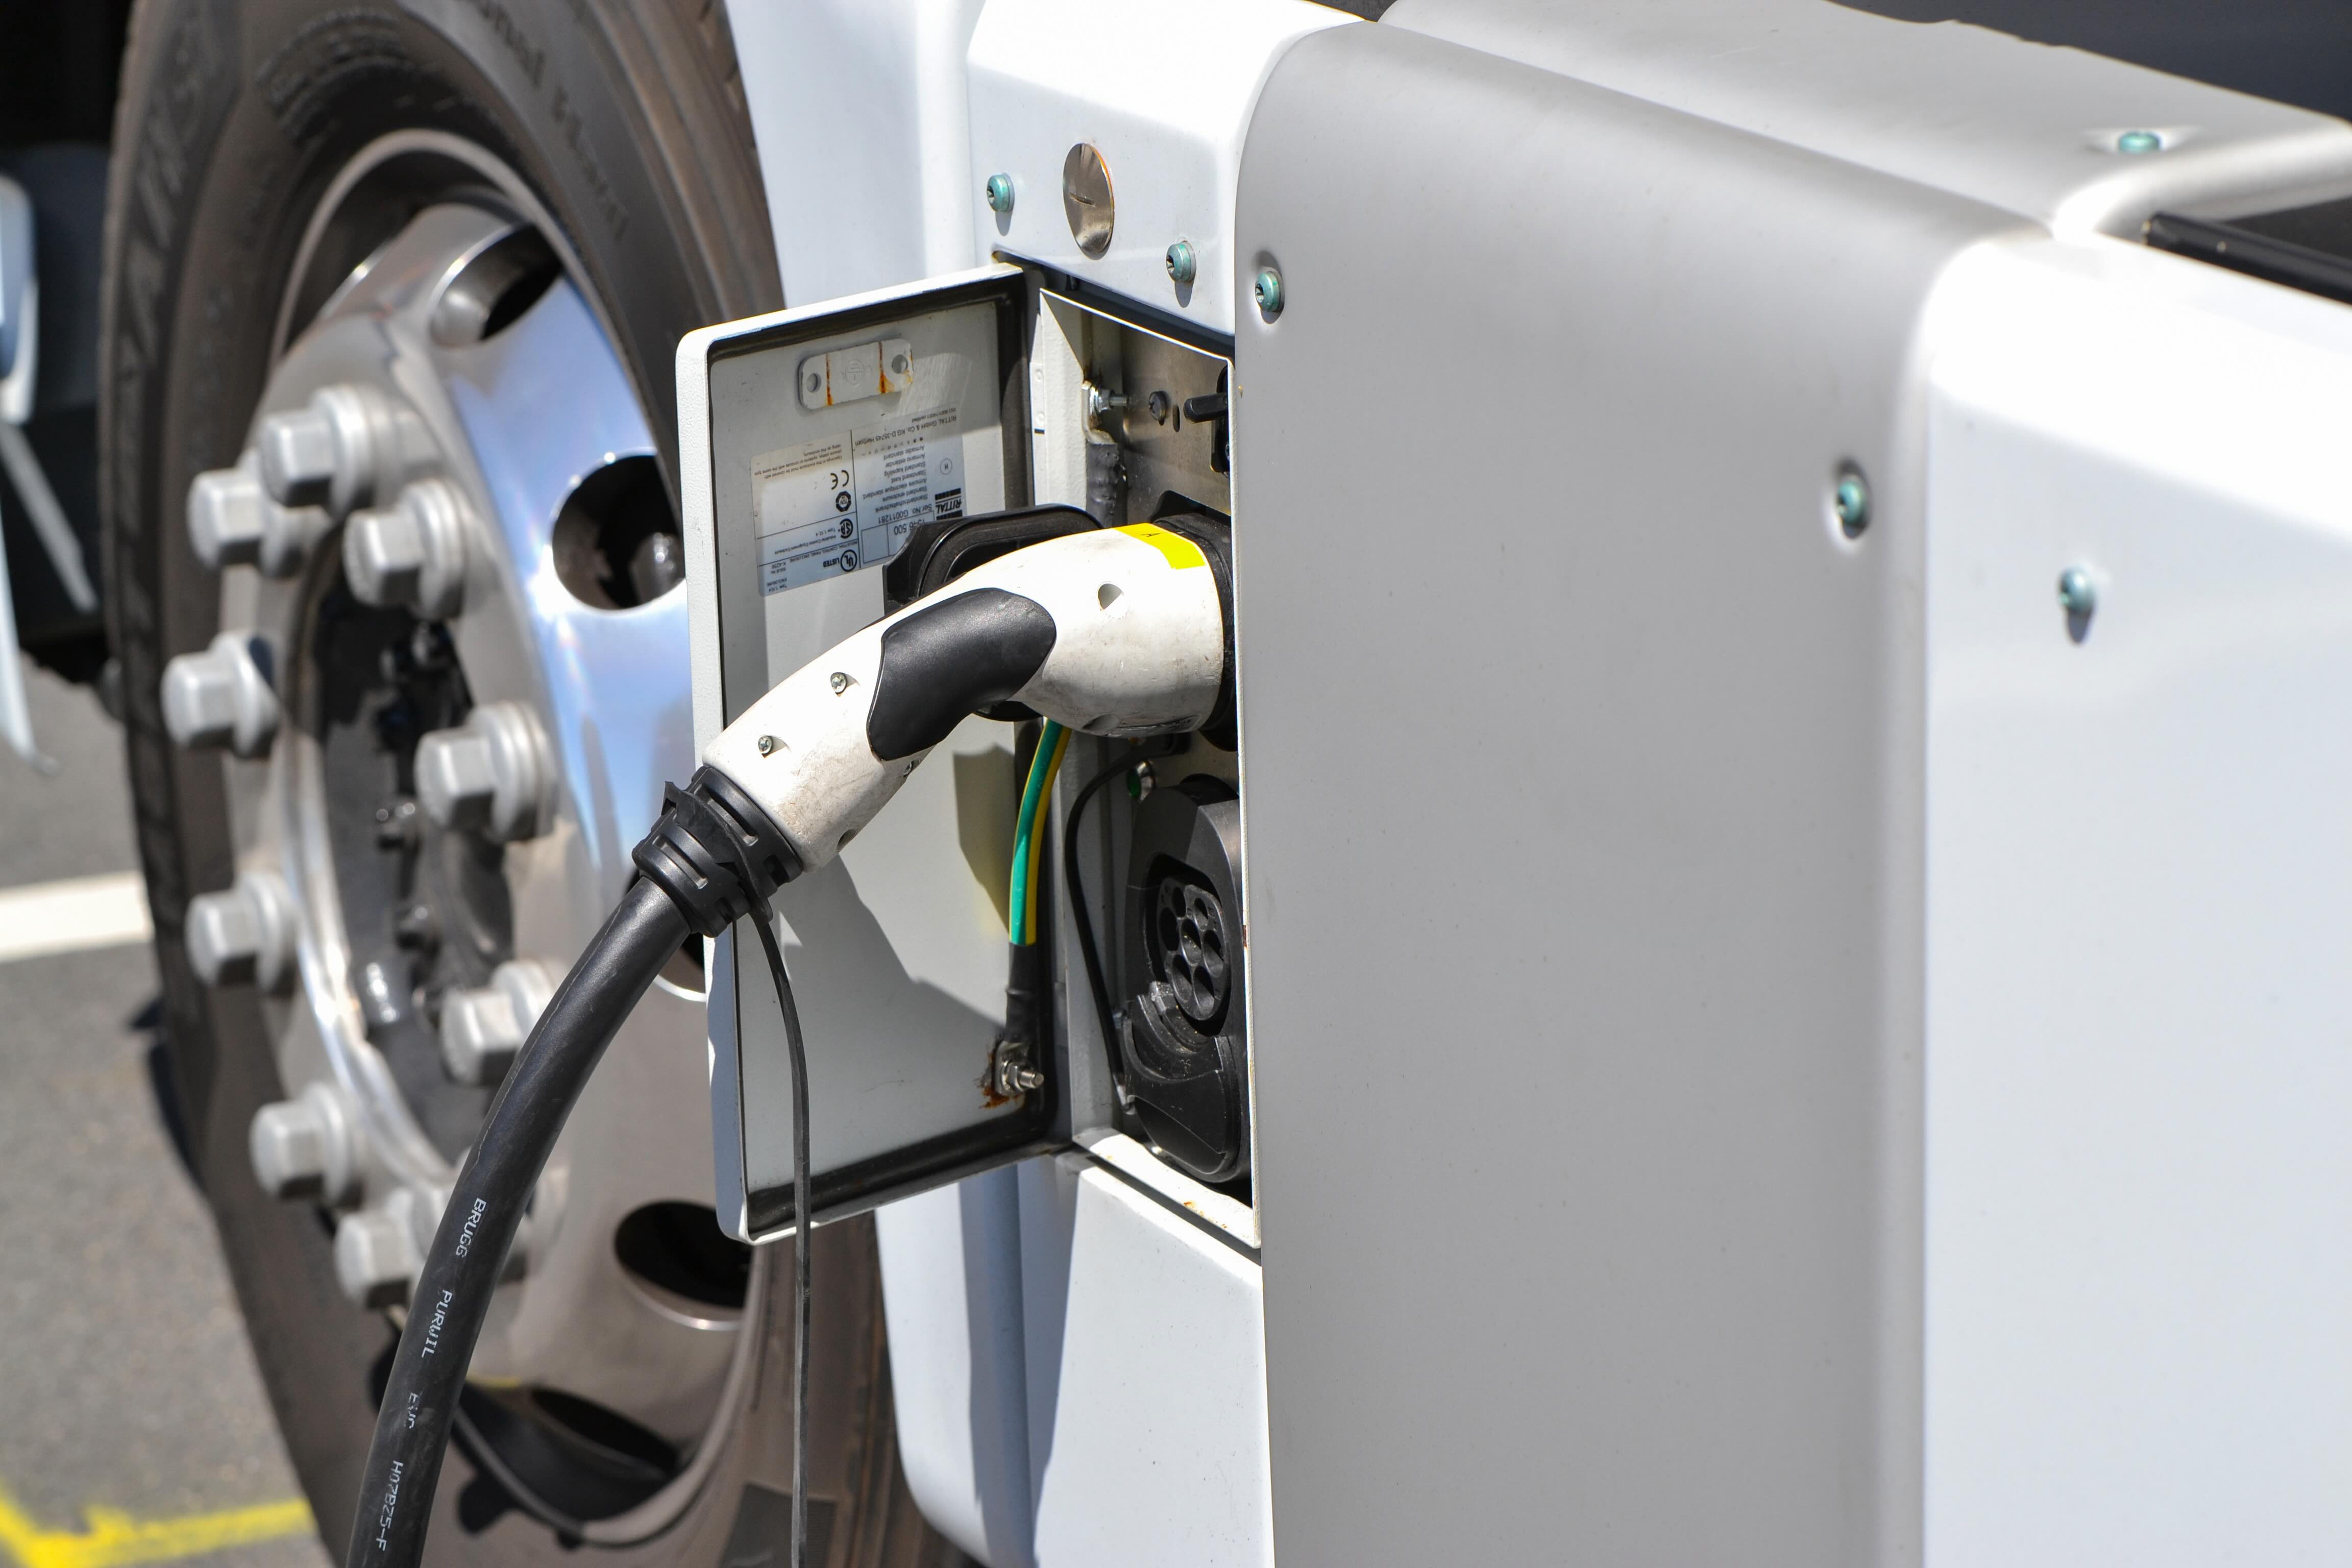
[0, 664, 332, 1568]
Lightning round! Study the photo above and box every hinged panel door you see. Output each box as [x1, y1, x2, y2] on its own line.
[691, 265, 1052, 1241]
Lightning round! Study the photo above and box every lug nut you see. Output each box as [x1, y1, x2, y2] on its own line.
[440, 960, 559, 1086]
[334, 1205, 423, 1309]
[257, 383, 432, 517]
[249, 1081, 361, 1204]
[415, 702, 554, 842]
[186, 457, 330, 577]
[160, 631, 279, 757]
[359, 1184, 526, 1293]
[184, 869, 300, 993]
[342, 477, 470, 618]
[390, 1183, 449, 1261]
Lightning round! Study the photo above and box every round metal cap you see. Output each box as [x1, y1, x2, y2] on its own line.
[1062, 143, 1114, 259]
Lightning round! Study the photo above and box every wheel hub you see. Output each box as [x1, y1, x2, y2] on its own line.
[158, 141, 757, 1534]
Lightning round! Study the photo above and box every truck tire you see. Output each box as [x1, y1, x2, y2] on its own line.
[99, 2, 964, 1563]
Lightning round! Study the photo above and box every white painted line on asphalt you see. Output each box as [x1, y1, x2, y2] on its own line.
[0, 872, 153, 965]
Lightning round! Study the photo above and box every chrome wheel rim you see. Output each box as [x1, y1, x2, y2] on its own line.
[177, 130, 759, 1540]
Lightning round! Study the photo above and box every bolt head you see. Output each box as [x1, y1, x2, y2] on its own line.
[1254, 267, 1284, 321]
[756, 733, 776, 756]
[344, 504, 429, 608]
[333, 1208, 422, 1309]
[830, 671, 851, 694]
[249, 1083, 354, 1203]
[249, 1099, 327, 1198]
[2116, 129, 2162, 155]
[187, 466, 267, 570]
[986, 173, 1015, 216]
[160, 631, 279, 756]
[185, 871, 297, 993]
[2057, 566, 2098, 615]
[1165, 240, 1198, 288]
[186, 892, 261, 987]
[414, 702, 552, 841]
[415, 727, 499, 833]
[160, 650, 240, 750]
[441, 984, 525, 1086]
[256, 406, 339, 509]
[345, 480, 467, 616]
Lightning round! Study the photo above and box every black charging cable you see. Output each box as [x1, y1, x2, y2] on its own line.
[724, 867, 815, 1568]
[346, 766, 804, 1568]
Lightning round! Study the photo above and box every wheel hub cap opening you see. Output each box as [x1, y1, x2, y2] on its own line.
[550, 454, 682, 609]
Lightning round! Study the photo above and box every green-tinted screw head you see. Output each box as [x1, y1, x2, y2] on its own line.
[1833, 469, 1871, 538]
[2116, 129, 2162, 155]
[1165, 240, 1198, 288]
[1254, 266, 1284, 321]
[2057, 567, 2098, 615]
[986, 173, 1015, 216]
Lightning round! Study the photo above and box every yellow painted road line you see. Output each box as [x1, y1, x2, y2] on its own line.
[0, 872, 152, 965]
[0, 1482, 314, 1568]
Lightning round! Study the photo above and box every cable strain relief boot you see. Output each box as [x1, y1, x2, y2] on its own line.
[630, 764, 804, 938]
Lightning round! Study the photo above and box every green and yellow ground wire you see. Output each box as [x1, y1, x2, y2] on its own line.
[1008, 720, 1071, 945]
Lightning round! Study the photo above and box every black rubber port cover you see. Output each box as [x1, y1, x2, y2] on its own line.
[883, 504, 1101, 616]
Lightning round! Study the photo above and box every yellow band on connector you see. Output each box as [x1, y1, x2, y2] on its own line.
[1116, 522, 1208, 571]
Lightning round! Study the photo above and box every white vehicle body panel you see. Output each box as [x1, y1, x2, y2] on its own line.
[715, 0, 2352, 1560]
[729, 1, 988, 304]
[966, 0, 1351, 334]
[1922, 234, 2352, 1562]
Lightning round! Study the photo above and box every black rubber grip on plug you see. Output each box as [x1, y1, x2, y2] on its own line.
[867, 588, 1057, 761]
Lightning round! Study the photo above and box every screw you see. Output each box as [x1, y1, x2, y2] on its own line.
[757, 734, 776, 756]
[1146, 390, 1171, 424]
[2058, 566, 2098, 643]
[1128, 760, 1156, 800]
[986, 173, 1015, 216]
[830, 671, 851, 694]
[1166, 240, 1197, 287]
[1254, 266, 1284, 322]
[1833, 467, 1871, 539]
[2116, 129, 2162, 155]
